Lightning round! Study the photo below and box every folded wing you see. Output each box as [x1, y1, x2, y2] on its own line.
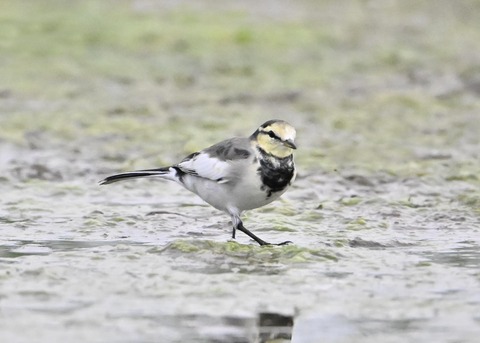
[177, 137, 252, 184]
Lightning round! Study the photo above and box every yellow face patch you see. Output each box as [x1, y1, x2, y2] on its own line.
[256, 121, 296, 158]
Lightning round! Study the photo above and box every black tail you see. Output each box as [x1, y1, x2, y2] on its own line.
[99, 168, 170, 185]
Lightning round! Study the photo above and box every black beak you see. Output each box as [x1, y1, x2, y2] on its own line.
[284, 139, 297, 150]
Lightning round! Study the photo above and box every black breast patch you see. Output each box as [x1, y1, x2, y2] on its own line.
[258, 155, 295, 198]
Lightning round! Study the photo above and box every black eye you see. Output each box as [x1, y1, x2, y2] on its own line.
[268, 131, 277, 139]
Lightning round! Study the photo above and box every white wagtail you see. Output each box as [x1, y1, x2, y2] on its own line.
[99, 119, 297, 246]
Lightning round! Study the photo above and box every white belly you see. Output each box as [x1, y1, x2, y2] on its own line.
[180, 171, 286, 214]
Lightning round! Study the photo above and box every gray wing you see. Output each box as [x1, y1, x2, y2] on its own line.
[203, 137, 252, 161]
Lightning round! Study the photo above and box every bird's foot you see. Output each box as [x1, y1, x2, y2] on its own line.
[259, 240, 293, 246]
[234, 220, 292, 247]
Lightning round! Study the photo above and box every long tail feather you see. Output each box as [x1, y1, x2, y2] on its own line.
[99, 168, 171, 185]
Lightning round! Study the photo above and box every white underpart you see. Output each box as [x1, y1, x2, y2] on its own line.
[175, 149, 288, 215]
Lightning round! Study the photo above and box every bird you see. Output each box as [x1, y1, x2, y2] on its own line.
[99, 119, 297, 246]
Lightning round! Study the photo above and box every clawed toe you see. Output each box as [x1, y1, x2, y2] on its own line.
[260, 240, 293, 246]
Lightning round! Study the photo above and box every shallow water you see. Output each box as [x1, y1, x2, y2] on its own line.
[1, 0, 480, 342]
[1, 171, 479, 342]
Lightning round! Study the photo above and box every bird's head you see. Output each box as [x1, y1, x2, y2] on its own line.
[252, 119, 297, 158]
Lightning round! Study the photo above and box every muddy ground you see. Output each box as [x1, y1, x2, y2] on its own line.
[1, 1, 479, 342]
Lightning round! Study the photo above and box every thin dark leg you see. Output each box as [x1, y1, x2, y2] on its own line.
[236, 220, 292, 246]
[231, 226, 236, 239]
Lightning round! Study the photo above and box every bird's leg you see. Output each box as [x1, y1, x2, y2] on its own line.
[235, 219, 292, 246]
[229, 214, 237, 239]
[236, 220, 269, 245]
[229, 212, 291, 246]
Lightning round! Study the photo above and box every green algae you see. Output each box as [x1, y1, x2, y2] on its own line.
[340, 197, 362, 206]
[348, 217, 367, 227]
[2, 0, 478, 178]
[298, 210, 324, 221]
[457, 194, 480, 210]
[154, 239, 338, 264]
[270, 225, 297, 233]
